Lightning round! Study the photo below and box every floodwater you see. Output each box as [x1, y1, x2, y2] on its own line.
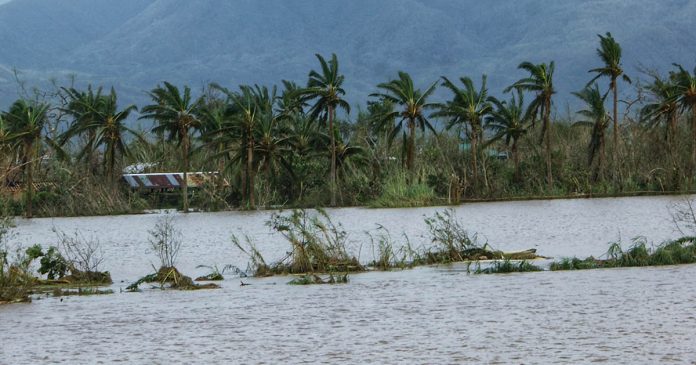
[1, 195, 696, 364]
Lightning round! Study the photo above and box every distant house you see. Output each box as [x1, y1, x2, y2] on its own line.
[122, 172, 226, 192]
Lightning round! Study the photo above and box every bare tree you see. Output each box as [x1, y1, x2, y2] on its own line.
[53, 228, 104, 274]
[149, 215, 183, 268]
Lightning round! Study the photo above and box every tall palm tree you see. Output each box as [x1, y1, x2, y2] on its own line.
[572, 84, 610, 181]
[0, 114, 19, 187]
[434, 75, 492, 186]
[255, 104, 292, 182]
[3, 100, 50, 218]
[641, 76, 680, 162]
[299, 53, 350, 207]
[212, 84, 275, 208]
[285, 114, 323, 201]
[671, 64, 696, 177]
[485, 90, 530, 182]
[140, 82, 203, 213]
[588, 32, 631, 185]
[61, 85, 104, 170]
[506, 61, 556, 188]
[370, 71, 438, 174]
[61, 88, 139, 181]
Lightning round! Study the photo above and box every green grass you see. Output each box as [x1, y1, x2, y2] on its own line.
[551, 237, 696, 271]
[369, 173, 435, 208]
[474, 260, 543, 274]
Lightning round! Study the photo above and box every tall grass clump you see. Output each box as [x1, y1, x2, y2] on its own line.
[234, 209, 362, 278]
[366, 224, 421, 270]
[265, 209, 363, 274]
[423, 209, 480, 263]
[370, 172, 435, 208]
[551, 236, 696, 271]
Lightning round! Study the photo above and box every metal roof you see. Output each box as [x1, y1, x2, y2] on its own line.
[121, 172, 221, 189]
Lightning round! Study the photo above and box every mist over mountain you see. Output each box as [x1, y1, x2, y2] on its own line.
[1, 0, 695, 115]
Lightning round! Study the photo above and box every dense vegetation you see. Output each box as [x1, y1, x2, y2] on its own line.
[2, 33, 696, 217]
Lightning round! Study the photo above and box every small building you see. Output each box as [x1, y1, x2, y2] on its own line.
[122, 172, 225, 192]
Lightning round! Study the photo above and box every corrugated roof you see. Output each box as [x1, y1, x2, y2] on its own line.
[121, 172, 223, 189]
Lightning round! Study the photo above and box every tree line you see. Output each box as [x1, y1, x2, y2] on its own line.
[1, 32, 696, 218]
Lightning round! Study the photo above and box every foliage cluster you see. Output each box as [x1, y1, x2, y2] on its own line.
[2, 34, 696, 217]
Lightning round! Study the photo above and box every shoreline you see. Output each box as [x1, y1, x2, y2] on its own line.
[8, 189, 695, 219]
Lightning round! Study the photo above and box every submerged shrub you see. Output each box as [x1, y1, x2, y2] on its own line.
[265, 209, 363, 274]
[149, 214, 183, 269]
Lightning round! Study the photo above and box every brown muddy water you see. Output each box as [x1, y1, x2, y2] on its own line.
[1, 195, 695, 364]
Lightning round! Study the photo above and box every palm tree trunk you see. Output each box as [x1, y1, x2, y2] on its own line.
[240, 159, 247, 206]
[669, 112, 679, 189]
[408, 117, 415, 174]
[25, 141, 34, 219]
[247, 134, 255, 208]
[692, 106, 696, 185]
[182, 132, 189, 213]
[598, 131, 606, 182]
[471, 123, 479, 187]
[329, 105, 337, 207]
[512, 139, 520, 183]
[612, 78, 619, 189]
[544, 97, 553, 189]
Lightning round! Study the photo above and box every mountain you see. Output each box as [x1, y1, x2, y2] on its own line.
[0, 0, 695, 114]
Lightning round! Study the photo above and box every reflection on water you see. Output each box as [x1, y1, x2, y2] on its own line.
[1, 195, 694, 364]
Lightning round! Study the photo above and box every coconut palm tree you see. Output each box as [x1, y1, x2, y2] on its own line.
[588, 32, 631, 185]
[0, 114, 19, 187]
[299, 53, 350, 207]
[140, 82, 203, 213]
[255, 97, 291, 185]
[370, 71, 438, 174]
[285, 114, 323, 201]
[485, 90, 530, 182]
[670, 64, 696, 177]
[61, 88, 139, 181]
[212, 84, 276, 208]
[573, 84, 610, 181]
[434, 75, 492, 186]
[641, 76, 680, 161]
[3, 100, 50, 218]
[506, 61, 556, 188]
[60, 85, 104, 170]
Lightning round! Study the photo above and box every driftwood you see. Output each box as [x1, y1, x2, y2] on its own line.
[461, 248, 544, 261]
